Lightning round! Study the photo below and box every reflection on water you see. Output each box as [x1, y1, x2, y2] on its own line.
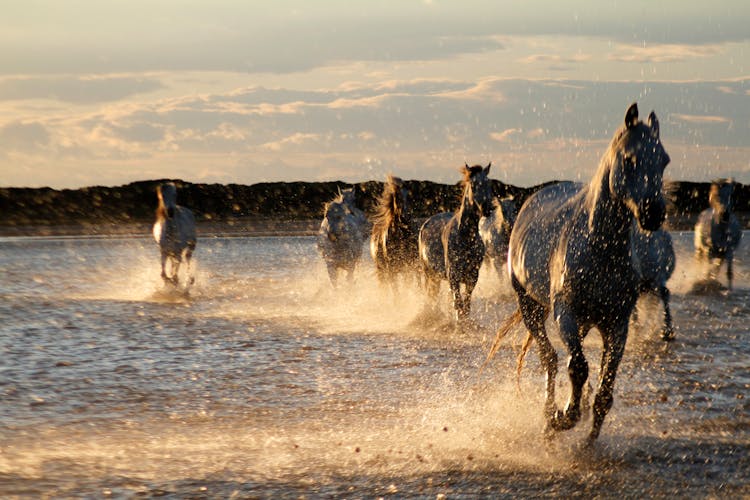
[0, 233, 748, 497]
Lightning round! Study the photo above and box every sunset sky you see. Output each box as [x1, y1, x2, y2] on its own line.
[1, 1, 748, 188]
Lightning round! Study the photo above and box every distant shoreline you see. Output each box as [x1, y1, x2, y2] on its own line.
[1, 178, 748, 237]
[2, 213, 746, 238]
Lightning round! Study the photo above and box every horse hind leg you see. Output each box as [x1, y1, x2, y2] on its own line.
[513, 278, 558, 436]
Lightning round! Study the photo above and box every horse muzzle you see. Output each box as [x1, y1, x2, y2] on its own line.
[636, 197, 666, 232]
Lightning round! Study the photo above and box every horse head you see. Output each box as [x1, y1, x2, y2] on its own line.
[709, 178, 735, 216]
[462, 162, 494, 217]
[609, 103, 670, 232]
[323, 200, 349, 238]
[340, 187, 357, 210]
[385, 175, 411, 222]
[158, 182, 179, 219]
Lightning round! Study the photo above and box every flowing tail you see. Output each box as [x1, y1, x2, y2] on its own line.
[516, 331, 534, 391]
[478, 308, 522, 375]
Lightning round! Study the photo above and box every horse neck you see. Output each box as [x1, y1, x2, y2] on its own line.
[156, 204, 168, 220]
[585, 165, 632, 248]
[456, 187, 480, 231]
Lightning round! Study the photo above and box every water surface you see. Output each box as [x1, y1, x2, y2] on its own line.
[0, 232, 748, 497]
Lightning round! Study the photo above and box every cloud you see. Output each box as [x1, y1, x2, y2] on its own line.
[489, 128, 521, 142]
[518, 53, 591, 65]
[3, 77, 749, 188]
[671, 113, 731, 124]
[607, 43, 724, 64]
[0, 76, 164, 103]
[0, 121, 50, 151]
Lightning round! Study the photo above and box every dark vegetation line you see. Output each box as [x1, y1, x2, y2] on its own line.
[1, 179, 748, 230]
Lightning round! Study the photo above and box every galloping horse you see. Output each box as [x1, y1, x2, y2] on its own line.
[370, 175, 419, 287]
[489, 104, 669, 444]
[317, 187, 367, 287]
[632, 223, 676, 340]
[419, 163, 494, 320]
[153, 182, 197, 286]
[694, 179, 742, 290]
[478, 195, 517, 282]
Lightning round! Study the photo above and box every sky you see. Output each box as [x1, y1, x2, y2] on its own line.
[0, 1, 748, 189]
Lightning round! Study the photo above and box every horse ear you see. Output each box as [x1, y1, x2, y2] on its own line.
[625, 102, 639, 129]
[485, 161, 492, 174]
[648, 111, 659, 138]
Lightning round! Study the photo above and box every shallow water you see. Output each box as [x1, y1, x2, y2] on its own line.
[0, 232, 748, 498]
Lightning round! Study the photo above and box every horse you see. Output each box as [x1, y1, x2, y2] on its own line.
[317, 187, 367, 287]
[418, 163, 494, 321]
[486, 103, 670, 444]
[694, 179, 742, 290]
[631, 223, 676, 340]
[478, 195, 517, 283]
[370, 175, 419, 288]
[152, 182, 197, 287]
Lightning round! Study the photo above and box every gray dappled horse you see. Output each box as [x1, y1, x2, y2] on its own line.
[478, 196, 517, 283]
[153, 182, 197, 287]
[419, 163, 494, 321]
[631, 222, 676, 340]
[370, 175, 419, 288]
[317, 187, 367, 287]
[694, 179, 742, 290]
[490, 104, 669, 444]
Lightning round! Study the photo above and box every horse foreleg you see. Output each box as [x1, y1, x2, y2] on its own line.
[448, 275, 464, 321]
[160, 253, 169, 283]
[588, 327, 627, 444]
[659, 285, 675, 341]
[326, 263, 339, 288]
[552, 310, 588, 431]
[726, 254, 734, 291]
[171, 259, 181, 285]
[185, 249, 195, 286]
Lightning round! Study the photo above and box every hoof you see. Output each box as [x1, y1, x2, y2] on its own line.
[550, 407, 580, 431]
[661, 328, 675, 342]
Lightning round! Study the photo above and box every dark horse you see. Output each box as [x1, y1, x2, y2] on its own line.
[370, 175, 419, 287]
[487, 104, 670, 444]
[478, 195, 517, 283]
[694, 178, 742, 290]
[418, 163, 494, 320]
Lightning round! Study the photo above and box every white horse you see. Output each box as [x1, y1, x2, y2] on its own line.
[317, 187, 367, 287]
[487, 103, 670, 444]
[694, 179, 742, 290]
[153, 182, 197, 287]
[631, 222, 676, 340]
[478, 195, 517, 283]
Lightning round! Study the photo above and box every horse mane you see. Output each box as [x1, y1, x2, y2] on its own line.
[322, 190, 346, 216]
[155, 185, 168, 220]
[372, 175, 407, 234]
[583, 112, 652, 230]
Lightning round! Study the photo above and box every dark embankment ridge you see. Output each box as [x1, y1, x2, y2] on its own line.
[1, 179, 748, 237]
